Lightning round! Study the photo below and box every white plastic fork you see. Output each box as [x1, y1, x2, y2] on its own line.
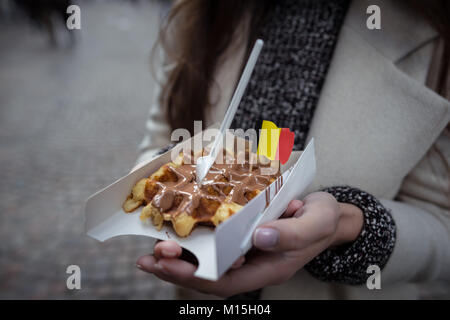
[196, 39, 264, 184]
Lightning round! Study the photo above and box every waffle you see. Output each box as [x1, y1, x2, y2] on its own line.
[123, 148, 280, 237]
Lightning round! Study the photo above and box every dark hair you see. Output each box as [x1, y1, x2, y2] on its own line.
[155, 0, 272, 134]
[156, 0, 450, 133]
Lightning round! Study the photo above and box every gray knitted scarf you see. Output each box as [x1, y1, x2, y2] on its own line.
[228, 0, 349, 300]
[231, 0, 349, 151]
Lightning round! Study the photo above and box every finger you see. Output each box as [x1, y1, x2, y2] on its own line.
[155, 252, 288, 297]
[280, 200, 303, 218]
[157, 258, 197, 278]
[136, 254, 157, 273]
[136, 254, 197, 282]
[253, 207, 333, 252]
[135, 255, 199, 289]
[293, 205, 305, 218]
[149, 258, 219, 293]
[154, 240, 183, 259]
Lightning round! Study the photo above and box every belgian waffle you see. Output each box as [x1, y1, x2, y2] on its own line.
[122, 149, 280, 237]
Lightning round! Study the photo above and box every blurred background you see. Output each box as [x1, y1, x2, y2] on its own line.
[0, 0, 175, 299]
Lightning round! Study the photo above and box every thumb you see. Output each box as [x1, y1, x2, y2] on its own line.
[253, 208, 319, 252]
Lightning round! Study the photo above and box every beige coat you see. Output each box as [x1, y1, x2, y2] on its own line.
[138, 0, 450, 299]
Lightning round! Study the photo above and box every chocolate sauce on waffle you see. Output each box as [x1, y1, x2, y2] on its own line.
[151, 150, 280, 218]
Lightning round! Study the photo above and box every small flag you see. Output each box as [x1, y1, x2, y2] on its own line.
[257, 120, 295, 165]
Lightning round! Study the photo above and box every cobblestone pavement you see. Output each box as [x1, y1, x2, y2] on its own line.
[0, 0, 177, 299]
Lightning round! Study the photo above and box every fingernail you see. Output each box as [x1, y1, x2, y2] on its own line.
[135, 264, 143, 269]
[153, 262, 163, 270]
[162, 249, 177, 258]
[153, 262, 169, 275]
[254, 228, 279, 249]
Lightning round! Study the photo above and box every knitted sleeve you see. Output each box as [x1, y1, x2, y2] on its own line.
[304, 186, 397, 285]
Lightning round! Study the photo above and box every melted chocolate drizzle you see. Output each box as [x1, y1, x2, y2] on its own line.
[150, 151, 280, 218]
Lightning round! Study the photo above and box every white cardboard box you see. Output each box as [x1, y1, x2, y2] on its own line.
[84, 134, 316, 281]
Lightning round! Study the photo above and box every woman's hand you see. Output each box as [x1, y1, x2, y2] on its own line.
[136, 191, 363, 297]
